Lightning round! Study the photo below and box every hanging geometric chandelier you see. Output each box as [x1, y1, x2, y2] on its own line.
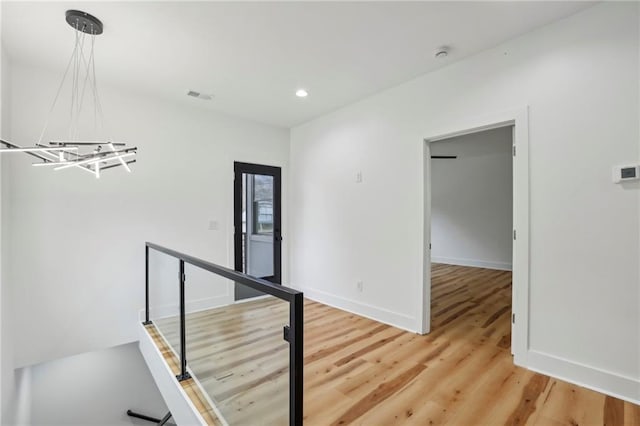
[0, 10, 136, 178]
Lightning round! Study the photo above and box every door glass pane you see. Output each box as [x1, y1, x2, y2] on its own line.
[253, 175, 274, 235]
[237, 172, 275, 300]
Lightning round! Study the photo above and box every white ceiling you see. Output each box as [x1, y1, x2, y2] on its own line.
[2, 1, 594, 128]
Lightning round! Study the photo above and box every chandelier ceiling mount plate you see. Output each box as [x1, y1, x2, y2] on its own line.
[65, 10, 103, 35]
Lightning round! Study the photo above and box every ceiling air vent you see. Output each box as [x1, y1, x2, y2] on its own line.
[187, 90, 213, 101]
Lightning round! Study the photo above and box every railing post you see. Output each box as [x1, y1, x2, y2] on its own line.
[176, 259, 191, 381]
[289, 292, 304, 426]
[143, 244, 152, 325]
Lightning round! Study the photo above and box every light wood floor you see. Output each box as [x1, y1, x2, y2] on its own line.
[153, 264, 640, 425]
[304, 264, 639, 425]
[155, 296, 291, 425]
[145, 323, 222, 425]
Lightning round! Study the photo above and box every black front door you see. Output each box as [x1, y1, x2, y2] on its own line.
[233, 162, 282, 300]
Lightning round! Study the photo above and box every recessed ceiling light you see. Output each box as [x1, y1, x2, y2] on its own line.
[296, 89, 308, 98]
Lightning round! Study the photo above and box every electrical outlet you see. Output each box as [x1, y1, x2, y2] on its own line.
[357, 281, 364, 292]
[356, 171, 363, 183]
[208, 220, 219, 231]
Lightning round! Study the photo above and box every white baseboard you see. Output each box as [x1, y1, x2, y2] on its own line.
[185, 295, 232, 314]
[526, 349, 640, 405]
[431, 256, 512, 271]
[298, 286, 417, 333]
[140, 295, 231, 322]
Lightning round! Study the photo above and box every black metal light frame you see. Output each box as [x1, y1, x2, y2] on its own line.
[143, 242, 304, 426]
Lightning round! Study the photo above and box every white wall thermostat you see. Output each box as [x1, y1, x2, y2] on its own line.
[612, 164, 640, 183]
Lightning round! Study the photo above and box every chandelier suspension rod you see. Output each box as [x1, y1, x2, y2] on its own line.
[36, 33, 82, 145]
[72, 29, 106, 142]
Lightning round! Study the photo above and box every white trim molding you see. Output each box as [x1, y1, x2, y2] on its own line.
[431, 256, 512, 271]
[420, 106, 530, 368]
[299, 286, 417, 333]
[140, 294, 232, 322]
[527, 350, 640, 405]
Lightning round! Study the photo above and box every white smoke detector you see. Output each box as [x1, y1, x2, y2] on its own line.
[434, 46, 449, 59]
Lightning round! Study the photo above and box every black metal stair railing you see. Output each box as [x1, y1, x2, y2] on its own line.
[141, 241, 304, 426]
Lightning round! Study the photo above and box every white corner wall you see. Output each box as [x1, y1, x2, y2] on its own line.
[431, 127, 513, 270]
[29, 343, 168, 425]
[1, 37, 26, 426]
[6, 60, 290, 369]
[638, 8, 640, 403]
[290, 2, 639, 403]
[0, 16, 5, 422]
[1, 17, 20, 424]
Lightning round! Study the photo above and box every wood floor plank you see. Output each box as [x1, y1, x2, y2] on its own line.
[604, 396, 625, 426]
[625, 402, 640, 426]
[505, 374, 550, 425]
[330, 363, 427, 425]
[531, 379, 611, 426]
[446, 357, 529, 425]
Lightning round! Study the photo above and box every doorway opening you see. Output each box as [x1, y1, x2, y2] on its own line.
[429, 127, 514, 353]
[233, 162, 282, 301]
[422, 108, 529, 363]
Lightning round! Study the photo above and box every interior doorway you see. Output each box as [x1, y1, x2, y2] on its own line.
[429, 126, 514, 352]
[233, 162, 282, 300]
[422, 108, 530, 363]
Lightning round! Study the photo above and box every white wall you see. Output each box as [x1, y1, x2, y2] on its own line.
[147, 250, 233, 321]
[0, 13, 5, 421]
[638, 9, 640, 399]
[29, 343, 168, 426]
[0, 19, 20, 424]
[290, 3, 639, 402]
[7, 368, 29, 426]
[6, 59, 290, 369]
[430, 127, 513, 270]
[0, 37, 28, 426]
